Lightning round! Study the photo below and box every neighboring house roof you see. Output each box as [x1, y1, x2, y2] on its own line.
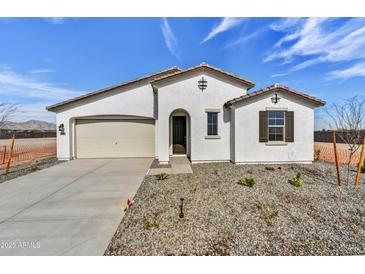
[224, 83, 326, 107]
[151, 63, 255, 89]
[46, 67, 181, 112]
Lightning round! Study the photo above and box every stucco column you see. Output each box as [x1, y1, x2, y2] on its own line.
[158, 114, 170, 164]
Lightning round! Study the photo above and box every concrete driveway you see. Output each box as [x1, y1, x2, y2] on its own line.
[0, 158, 152, 255]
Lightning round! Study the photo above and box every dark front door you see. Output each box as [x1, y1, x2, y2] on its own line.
[173, 116, 186, 154]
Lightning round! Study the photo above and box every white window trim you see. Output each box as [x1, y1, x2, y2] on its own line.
[205, 108, 221, 113]
[206, 111, 219, 137]
[205, 135, 221, 139]
[266, 107, 288, 111]
[267, 111, 285, 142]
[265, 141, 287, 146]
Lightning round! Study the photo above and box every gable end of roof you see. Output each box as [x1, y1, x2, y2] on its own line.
[224, 84, 326, 107]
[151, 63, 255, 89]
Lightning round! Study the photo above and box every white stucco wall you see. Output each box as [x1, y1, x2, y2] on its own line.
[233, 91, 316, 164]
[54, 82, 155, 160]
[155, 71, 248, 163]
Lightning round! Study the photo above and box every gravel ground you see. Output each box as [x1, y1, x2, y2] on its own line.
[0, 157, 61, 184]
[105, 161, 365, 256]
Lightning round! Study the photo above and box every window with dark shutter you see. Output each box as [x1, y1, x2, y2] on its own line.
[285, 111, 294, 142]
[260, 111, 294, 143]
[259, 111, 268, 142]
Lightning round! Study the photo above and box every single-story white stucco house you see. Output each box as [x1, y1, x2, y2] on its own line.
[47, 63, 325, 164]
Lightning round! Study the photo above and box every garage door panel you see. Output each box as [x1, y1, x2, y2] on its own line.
[76, 119, 155, 158]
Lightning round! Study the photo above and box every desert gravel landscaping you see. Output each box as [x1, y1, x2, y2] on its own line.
[105, 161, 365, 256]
[0, 157, 60, 184]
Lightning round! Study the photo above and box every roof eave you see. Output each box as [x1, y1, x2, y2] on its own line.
[46, 67, 181, 112]
[225, 86, 326, 108]
[151, 64, 255, 90]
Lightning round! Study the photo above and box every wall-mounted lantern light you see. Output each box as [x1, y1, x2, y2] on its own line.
[198, 76, 207, 91]
[58, 123, 65, 135]
[271, 92, 281, 104]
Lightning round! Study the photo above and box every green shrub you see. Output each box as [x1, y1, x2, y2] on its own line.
[238, 177, 256, 187]
[314, 149, 321, 161]
[155, 173, 169, 180]
[30, 164, 39, 172]
[143, 213, 160, 230]
[361, 159, 365, 173]
[256, 201, 278, 227]
[291, 172, 302, 187]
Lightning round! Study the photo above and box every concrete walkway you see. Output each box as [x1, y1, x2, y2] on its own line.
[0, 158, 152, 255]
[148, 156, 193, 175]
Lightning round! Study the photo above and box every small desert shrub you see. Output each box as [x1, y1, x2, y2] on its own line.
[290, 172, 302, 187]
[256, 201, 278, 227]
[143, 213, 160, 230]
[155, 173, 169, 180]
[314, 149, 321, 161]
[237, 177, 255, 187]
[30, 164, 39, 172]
[361, 159, 365, 173]
[190, 186, 198, 194]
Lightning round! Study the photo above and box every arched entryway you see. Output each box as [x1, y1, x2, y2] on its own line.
[169, 109, 191, 157]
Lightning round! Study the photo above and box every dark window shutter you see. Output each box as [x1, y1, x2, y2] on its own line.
[259, 111, 268, 142]
[285, 111, 294, 142]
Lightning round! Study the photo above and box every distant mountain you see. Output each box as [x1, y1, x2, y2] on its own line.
[3, 120, 56, 131]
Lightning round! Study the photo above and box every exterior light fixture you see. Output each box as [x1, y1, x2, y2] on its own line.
[58, 123, 65, 135]
[271, 92, 281, 104]
[179, 198, 185, 218]
[198, 76, 207, 91]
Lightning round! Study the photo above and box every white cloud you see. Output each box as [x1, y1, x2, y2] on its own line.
[327, 63, 365, 80]
[202, 17, 246, 43]
[161, 18, 179, 59]
[0, 69, 80, 101]
[273, 58, 325, 77]
[266, 18, 365, 79]
[0, 67, 81, 122]
[271, 72, 289, 78]
[44, 17, 65, 24]
[270, 18, 303, 32]
[16, 103, 56, 123]
[29, 69, 55, 74]
[271, 18, 308, 48]
[225, 30, 262, 48]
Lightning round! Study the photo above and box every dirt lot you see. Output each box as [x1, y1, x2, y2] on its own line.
[105, 161, 365, 256]
[0, 138, 56, 170]
[0, 157, 60, 184]
[315, 142, 363, 165]
[0, 137, 56, 146]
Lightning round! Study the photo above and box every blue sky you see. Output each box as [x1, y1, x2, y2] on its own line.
[1, 17, 365, 129]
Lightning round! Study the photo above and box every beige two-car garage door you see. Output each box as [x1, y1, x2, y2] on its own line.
[75, 119, 155, 158]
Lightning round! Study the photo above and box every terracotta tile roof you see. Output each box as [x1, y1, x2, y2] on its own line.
[46, 67, 181, 111]
[224, 83, 326, 107]
[151, 62, 255, 89]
